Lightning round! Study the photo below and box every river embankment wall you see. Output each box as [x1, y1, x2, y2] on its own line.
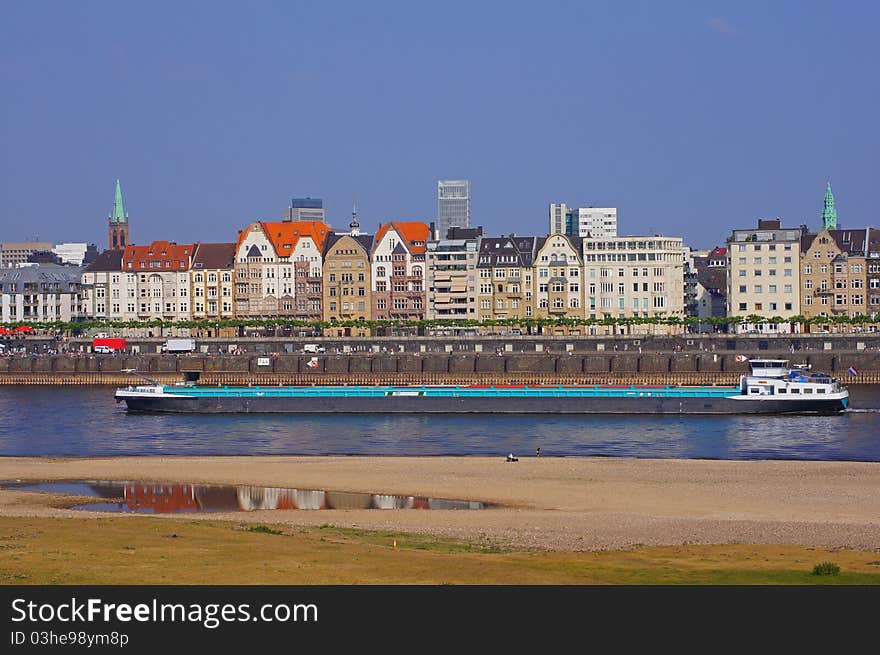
[2, 338, 879, 385]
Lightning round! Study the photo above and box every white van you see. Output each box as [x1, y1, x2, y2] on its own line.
[303, 344, 325, 354]
[94, 345, 112, 354]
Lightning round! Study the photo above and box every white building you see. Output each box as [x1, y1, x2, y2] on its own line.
[0, 263, 83, 323]
[52, 243, 89, 266]
[548, 203, 617, 238]
[582, 235, 685, 334]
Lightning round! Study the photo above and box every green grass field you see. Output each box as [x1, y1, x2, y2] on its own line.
[2, 517, 879, 585]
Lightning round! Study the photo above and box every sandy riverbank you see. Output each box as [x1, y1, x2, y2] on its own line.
[1, 456, 879, 552]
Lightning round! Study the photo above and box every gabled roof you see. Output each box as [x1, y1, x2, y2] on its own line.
[84, 249, 123, 272]
[122, 241, 195, 271]
[236, 220, 332, 258]
[709, 246, 727, 258]
[192, 243, 235, 270]
[375, 221, 431, 255]
[246, 244, 262, 258]
[323, 232, 374, 257]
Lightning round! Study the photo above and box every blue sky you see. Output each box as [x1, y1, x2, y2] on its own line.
[1, 1, 877, 249]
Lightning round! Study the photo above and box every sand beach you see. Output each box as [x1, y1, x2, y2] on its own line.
[1, 455, 878, 552]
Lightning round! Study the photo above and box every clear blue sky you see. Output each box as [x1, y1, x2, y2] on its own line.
[1, 1, 877, 249]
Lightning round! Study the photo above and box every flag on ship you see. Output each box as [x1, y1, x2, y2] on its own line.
[306, 357, 319, 369]
[848, 366, 859, 376]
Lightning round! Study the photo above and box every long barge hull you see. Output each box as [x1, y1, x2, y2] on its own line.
[117, 392, 848, 415]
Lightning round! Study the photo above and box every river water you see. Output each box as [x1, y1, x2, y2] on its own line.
[0, 386, 878, 461]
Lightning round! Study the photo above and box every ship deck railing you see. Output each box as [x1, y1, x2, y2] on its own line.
[159, 384, 742, 399]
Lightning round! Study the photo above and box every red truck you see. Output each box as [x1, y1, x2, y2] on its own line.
[93, 337, 126, 353]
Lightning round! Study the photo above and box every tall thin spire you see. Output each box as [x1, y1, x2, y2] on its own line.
[822, 182, 837, 230]
[349, 195, 360, 236]
[110, 178, 128, 224]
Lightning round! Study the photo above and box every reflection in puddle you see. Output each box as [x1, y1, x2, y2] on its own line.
[0, 480, 490, 513]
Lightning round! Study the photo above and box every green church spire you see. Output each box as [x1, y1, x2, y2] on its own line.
[822, 182, 837, 230]
[110, 178, 127, 224]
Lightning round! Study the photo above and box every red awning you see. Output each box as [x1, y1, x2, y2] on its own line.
[12, 325, 34, 333]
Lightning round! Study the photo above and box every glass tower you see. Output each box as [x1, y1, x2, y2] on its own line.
[437, 180, 470, 238]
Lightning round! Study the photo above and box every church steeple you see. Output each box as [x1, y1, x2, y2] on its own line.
[349, 196, 361, 236]
[108, 178, 130, 249]
[822, 182, 838, 230]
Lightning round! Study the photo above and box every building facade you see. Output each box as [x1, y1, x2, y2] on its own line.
[1, 242, 54, 268]
[121, 241, 195, 321]
[371, 222, 429, 321]
[800, 228, 880, 327]
[285, 198, 325, 222]
[0, 264, 84, 323]
[726, 219, 803, 333]
[191, 243, 236, 321]
[80, 250, 124, 320]
[477, 236, 537, 321]
[426, 226, 481, 321]
[437, 180, 470, 238]
[582, 235, 685, 334]
[322, 224, 374, 327]
[233, 221, 330, 319]
[533, 234, 583, 320]
[549, 203, 617, 238]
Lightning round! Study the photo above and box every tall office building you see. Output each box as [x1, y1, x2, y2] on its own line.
[437, 180, 470, 238]
[549, 203, 617, 238]
[285, 197, 325, 222]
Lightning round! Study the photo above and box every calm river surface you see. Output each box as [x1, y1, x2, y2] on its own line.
[1, 386, 879, 461]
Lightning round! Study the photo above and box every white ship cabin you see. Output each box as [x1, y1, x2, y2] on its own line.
[741, 359, 843, 397]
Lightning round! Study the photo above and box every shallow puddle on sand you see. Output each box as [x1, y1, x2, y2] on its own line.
[0, 480, 491, 513]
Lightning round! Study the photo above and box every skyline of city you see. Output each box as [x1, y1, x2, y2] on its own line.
[1, 3, 877, 248]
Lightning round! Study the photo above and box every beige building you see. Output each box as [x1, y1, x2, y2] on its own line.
[322, 223, 373, 333]
[726, 219, 802, 333]
[476, 236, 537, 321]
[1, 242, 54, 267]
[582, 234, 685, 334]
[800, 228, 880, 329]
[121, 241, 195, 321]
[532, 234, 583, 321]
[191, 243, 236, 322]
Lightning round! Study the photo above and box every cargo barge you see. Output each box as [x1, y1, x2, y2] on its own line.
[114, 359, 849, 415]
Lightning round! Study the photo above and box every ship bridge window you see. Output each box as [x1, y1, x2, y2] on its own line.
[791, 388, 800, 394]
[804, 388, 814, 394]
[749, 388, 761, 395]
[817, 388, 826, 394]
[778, 388, 787, 394]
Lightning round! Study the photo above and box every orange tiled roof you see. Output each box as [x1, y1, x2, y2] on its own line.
[236, 221, 332, 257]
[375, 221, 431, 255]
[122, 240, 195, 271]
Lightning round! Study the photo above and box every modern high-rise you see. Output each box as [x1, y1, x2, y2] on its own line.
[549, 203, 617, 238]
[437, 180, 470, 238]
[285, 197, 325, 222]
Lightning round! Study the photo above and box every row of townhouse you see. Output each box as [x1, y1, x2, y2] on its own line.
[726, 219, 880, 333]
[430, 228, 687, 332]
[77, 219, 688, 332]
